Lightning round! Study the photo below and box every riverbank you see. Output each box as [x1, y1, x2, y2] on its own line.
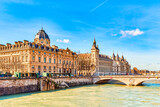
[0, 77, 93, 96]
[1, 77, 160, 96]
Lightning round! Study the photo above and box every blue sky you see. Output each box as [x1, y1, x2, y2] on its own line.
[0, 0, 160, 70]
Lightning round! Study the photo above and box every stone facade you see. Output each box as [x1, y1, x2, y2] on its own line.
[0, 28, 77, 75]
[112, 53, 131, 74]
[77, 38, 131, 76]
[0, 28, 130, 76]
[77, 53, 91, 76]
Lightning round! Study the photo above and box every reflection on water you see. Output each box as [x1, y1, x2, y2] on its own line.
[0, 83, 160, 107]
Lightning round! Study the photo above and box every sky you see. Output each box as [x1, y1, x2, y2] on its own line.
[0, 0, 160, 70]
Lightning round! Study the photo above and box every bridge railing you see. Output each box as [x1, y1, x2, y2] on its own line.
[93, 75, 160, 78]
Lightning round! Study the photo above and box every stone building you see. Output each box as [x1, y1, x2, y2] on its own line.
[77, 53, 91, 76]
[0, 28, 130, 76]
[0, 28, 77, 75]
[112, 53, 131, 75]
[77, 38, 131, 76]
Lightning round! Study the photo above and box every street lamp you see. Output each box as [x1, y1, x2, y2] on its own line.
[117, 65, 118, 75]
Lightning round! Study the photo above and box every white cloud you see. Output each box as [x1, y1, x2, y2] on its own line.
[111, 33, 117, 36]
[120, 29, 144, 38]
[56, 39, 70, 43]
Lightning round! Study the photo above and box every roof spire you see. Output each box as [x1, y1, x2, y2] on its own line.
[93, 36, 96, 46]
[116, 52, 119, 61]
[122, 52, 124, 60]
[112, 51, 115, 60]
[94, 36, 96, 43]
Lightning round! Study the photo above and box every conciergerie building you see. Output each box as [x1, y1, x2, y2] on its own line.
[0, 28, 131, 76]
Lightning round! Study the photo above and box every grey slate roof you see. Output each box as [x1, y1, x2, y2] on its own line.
[35, 28, 50, 40]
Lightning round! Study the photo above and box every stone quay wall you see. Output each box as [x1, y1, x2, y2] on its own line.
[0, 78, 39, 96]
[40, 77, 93, 91]
[0, 77, 93, 96]
[52, 77, 93, 87]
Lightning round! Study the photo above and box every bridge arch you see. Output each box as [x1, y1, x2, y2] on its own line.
[95, 79, 127, 85]
[93, 76, 160, 86]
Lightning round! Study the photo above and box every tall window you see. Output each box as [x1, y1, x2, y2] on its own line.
[59, 68, 61, 73]
[44, 58, 46, 63]
[32, 65, 34, 69]
[49, 58, 51, 63]
[66, 60, 68, 64]
[39, 57, 41, 62]
[44, 66, 46, 69]
[54, 59, 56, 64]
[38, 66, 41, 69]
[63, 60, 65, 64]
[49, 66, 51, 70]
[59, 59, 61, 64]
[32, 56, 35, 62]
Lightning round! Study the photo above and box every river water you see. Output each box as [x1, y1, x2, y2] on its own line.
[0, 83, 160, 107]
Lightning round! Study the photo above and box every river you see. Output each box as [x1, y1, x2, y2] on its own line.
[0, 83, 160, 107]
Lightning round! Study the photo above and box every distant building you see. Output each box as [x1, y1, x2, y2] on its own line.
[112, 53, 131, 75]
[77, 38, 131, 76]
[0, 28, 77, 75]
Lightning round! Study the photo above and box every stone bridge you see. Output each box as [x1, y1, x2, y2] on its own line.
[92, 75, 160, 86]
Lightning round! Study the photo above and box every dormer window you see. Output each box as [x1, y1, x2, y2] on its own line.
[41, 41, 43, 44]
[33, 45, 34, 48]
[46, 41, 48, 44]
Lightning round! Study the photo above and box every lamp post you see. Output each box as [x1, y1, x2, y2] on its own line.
[117, 65, 118, 75]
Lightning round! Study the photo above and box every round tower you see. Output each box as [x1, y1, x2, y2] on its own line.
[91, 37, 99, 74]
